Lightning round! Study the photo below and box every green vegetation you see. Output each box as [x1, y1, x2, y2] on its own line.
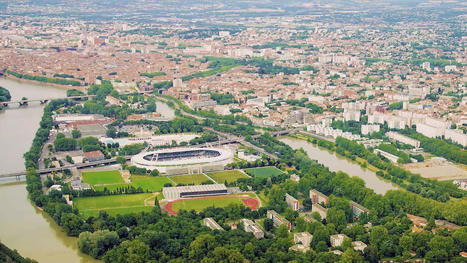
[399, 128, 467, 164]
[53, 133, 77, 151]
[0, 242, 37, 263]
[182, 57, 240, 81]
[4, 69, 81, 86]
[209, 92, 234, 105]
[389, 101, 403, 110]
[74, 193, 154, 218]
[153, 80, 173, 90]
[170, 174, 211, 185]
[244, 166, 284, 178]
[139, 72, 166, 78]
[170, 197, 245, 212]
[207, 170, 249, 183]
[0, 86, 11, 102]
[130, 175, 172, 191]
[82, 170, 124, 186]
[376, 143, 411, 163]
[94, 175, 171, 192]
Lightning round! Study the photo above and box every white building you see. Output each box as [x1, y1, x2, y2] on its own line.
[361, 124, 380, 135]
[444, 129, 467, 147]
[242, 219, 264, 239]
[352, 241, 367, 252]
[416, 123, 444, 138]
[162, 184, 228, 201]
[330, 234, 349, 247]
[386, 132, 420, 148]
[203, 218, 224, 231]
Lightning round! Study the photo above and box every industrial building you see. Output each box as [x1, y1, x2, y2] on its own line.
[162, 184, 228, 201]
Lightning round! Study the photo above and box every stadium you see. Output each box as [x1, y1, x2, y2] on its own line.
[131, 147, 233, 175]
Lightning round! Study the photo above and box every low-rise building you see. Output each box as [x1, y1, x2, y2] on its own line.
[267, 210, 292, 231]
[311, 204, 328, 219]
[309, 189, 329, 205]
[386, 131, 420, 148]
[162, 184, 228, 201]
[203, 218, 224, 231]
[330, 234, 349, 247]
[352, 241, 367, 252]
[285, 193, 299, 211]
[242, 219, 264, 239]
[361, 124, 380, 135]
[290, 174, 300, 182]
[294, 232, 313, 247]
[84, 150, 105, 162]
[349, 201, 370, 217]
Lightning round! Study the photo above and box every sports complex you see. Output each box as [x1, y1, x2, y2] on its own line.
[131, 147, 233, 175]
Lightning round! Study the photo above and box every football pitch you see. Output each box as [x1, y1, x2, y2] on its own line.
[74, 193, 156, 218]
[169, 173, 211, 185]
[244, 166, 284, 178]
[93, 175, 172, 192]
[82, 170, 124, 186]
[207, 170, 249, 183]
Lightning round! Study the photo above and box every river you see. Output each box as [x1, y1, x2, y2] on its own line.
[0, 78, 100, 263]
[280, 137, 397, 195]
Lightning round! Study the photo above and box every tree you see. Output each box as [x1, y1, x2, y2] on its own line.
[72, 129, 82, 139]
[116, 156, 126, 165]
[54, 138, 77, 151]
[202, 246, 249, 263]
[264, 218, 274, 232]
[303, 198, 313, 211]
[326, 208, 348, 232]
[275, 224, 289, 238]
[61, 213, 83, 236]
[106, 127, 117, 138]
[189, 234, 217, 261]
[341, 248, 364, 263]
[150, 169, 160, 176]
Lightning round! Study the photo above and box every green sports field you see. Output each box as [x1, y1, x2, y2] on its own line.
[131, 175, 172, 191]
[207, 170, 249, 183]
[94, 175, 172, 192]
[74, 193, 155, 218]
[170, 197, 244, 212]
[244, 166, 284, 178]
[170, 174, 211, 185]
[82, 170, 124, 186]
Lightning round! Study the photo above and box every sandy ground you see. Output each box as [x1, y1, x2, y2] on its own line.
[404, 160, 467, 181]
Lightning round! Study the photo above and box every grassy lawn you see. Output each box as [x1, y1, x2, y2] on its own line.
[94, 176, 173, 192]
[244, 166, 284, 178]
[131, 176, 173, 191]
[207, 170, 249, 183]
[74, 193, 155, 218]
[82, 170, 124, 186]
[170, 174, 211, 185]
[170, 197, 244, 212]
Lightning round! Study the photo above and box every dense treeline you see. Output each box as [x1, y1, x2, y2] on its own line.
[4, 69, 81, 86]
[0, 242, 37, 263]
[399, 128, 467, 164]
[0, 86, 11, 102]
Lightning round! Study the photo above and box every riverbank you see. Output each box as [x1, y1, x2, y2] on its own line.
[2, 74, 87, 92]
